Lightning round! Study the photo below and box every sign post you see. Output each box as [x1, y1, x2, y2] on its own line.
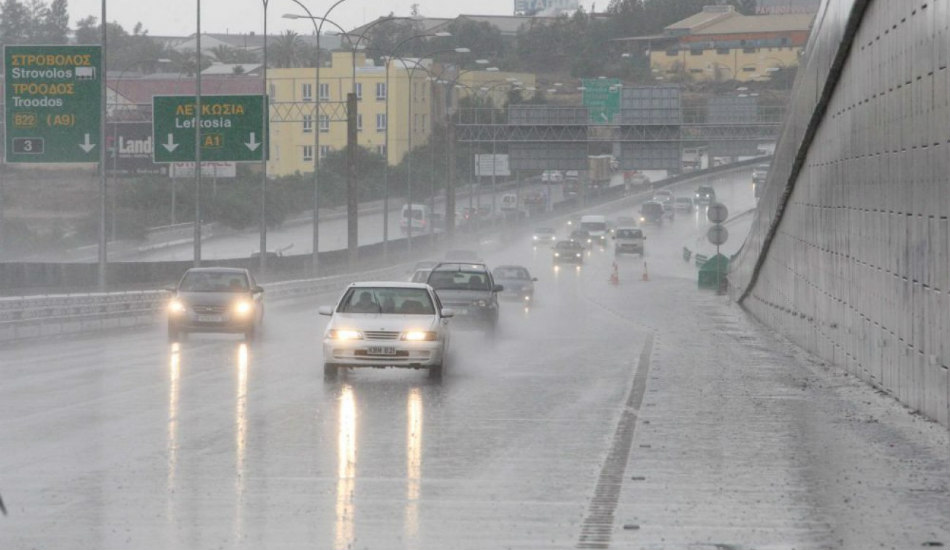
[3, 45, 103, 163]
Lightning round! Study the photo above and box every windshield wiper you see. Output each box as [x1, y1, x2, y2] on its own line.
[0, 491, 7, 516]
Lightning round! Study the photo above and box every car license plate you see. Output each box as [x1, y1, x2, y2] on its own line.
[197, 314, 223, 323]
[367, 346, 397, 356]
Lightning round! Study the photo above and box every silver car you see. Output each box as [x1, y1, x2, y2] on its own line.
[319, 282, 453, 379]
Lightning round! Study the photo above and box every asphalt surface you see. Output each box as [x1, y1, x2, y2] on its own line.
[1, 167, 947, 549]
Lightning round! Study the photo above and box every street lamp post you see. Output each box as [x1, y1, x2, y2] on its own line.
[285, 0, 351, 273]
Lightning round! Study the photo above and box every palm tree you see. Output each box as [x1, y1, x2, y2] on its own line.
[270, 31, 304, 68]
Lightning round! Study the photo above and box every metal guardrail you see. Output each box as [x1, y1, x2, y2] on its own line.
[0, 262, 412, 341]
[0, 160, 758, 342]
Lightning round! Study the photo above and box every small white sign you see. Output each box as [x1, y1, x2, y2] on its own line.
[170, 162, 237, 178]
[475, 154, 510, 177]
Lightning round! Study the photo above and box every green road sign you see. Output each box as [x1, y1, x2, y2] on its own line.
[152, 94, 267, 163]
[4, 45, 102, 163]
[582, 78, 621, 124]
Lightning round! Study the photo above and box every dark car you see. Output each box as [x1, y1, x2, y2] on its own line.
[553, 240, 585, 264]
[695, 185, 717, 205]
[166, 267, 264, 341]
[639, 201, 665, 226]
[492, 265, 537, 303]
[569, 229, 592, 247]
[426, 263, 502, 334]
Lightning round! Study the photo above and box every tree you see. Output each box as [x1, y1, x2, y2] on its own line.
[40, 0, 68, 44]
[210, 44, 260, 64]
[270, 30, 305, 68]
[0, 0, 29, 44]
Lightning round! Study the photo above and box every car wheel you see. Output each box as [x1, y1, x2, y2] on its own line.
[243, 326, 256, 342]
[323, 362, 338, 380]
[428, 362, 443, 379]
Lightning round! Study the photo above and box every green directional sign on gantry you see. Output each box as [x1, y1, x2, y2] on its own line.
[582, 78, 621, 125]
[4, 45, 102, 163]
[152, 94, 266, 163]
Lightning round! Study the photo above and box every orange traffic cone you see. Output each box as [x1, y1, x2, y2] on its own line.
[609, 262, 619, 285]
[642, 261, 649, 281]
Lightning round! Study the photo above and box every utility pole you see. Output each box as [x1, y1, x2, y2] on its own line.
[446, 116, 456, 243]
[346, 92, 358, 266]
[97, 0, 108, 290]
[193, 0, 203, 267]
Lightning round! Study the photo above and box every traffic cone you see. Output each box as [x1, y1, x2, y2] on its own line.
[642, 261, 649, 281]
[609, 262, 619, 285]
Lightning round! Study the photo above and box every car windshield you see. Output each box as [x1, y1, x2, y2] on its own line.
[535, 227, 554, 234]
[339, 287, 435, 315]
[641, 203, 663, 214]
[428, 270, 492, 291]
[494, 267, 530, 280]
[676, 198, 691, 203]
[615, 229, 642, 239]
[556, 241, 582, 250]
[178, 271, 248, 292]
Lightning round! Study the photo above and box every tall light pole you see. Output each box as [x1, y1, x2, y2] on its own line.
[400, 48, 469, 253]
[285, 0, 350, 273]
[259, 0, 269, 273]
[97, 0, 107, 289]
[373, 31, 452, 257]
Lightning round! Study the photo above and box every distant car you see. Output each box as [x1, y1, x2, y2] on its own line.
[492, 265, 537, 303]
[652, 190, 675, 218]
[612, 227, 645, 256]
[674, 196, 695, 212]
[318, 282, 452, 379]
[752, 163, 769, 184]
[569, 229, 592, 247]
[541, 170, 563, 183]
[444, 249, 483, 263]
[166, 267, 264, 342]
[426, 262, 502, 334]
[532, 227, 557, 244]
[580, 215, 609, 245]
[695, 185, 716, 205]
[639, 201, 665, 226]
[564, 170, 579, 181]
[553, 240, 585, 264]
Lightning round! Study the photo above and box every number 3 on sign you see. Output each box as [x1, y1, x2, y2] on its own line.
[203, 133, 223, 148]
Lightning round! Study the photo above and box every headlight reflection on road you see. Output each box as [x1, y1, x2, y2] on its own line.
[166, 343, 181, 525]
[406, 388, 423, 538]
[335, 384, 357, 550]
[235, 343, 249, 539]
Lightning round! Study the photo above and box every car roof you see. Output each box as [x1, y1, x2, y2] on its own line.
[183, 267, 248, 274]
[494, 264, 530, 271]
[556, 240, 582, 245]
[432, 262, 488, 272]
[615, 226, 641, 231]
[348, 281, 431, 289]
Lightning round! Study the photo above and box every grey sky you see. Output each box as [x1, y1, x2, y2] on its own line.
[67, 1, 593, 37]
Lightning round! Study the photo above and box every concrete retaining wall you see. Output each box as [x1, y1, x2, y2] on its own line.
[731, 0, 949, 426]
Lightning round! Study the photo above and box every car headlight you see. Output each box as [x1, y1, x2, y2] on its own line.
[402, 330, 437, 341]
[587, 238, 591, 243]
[328, 329, 363, 340]
[523, 295, 531, 301]
[576, 253, 582, 257]
[474, 299, 488, 307]
[555, 252, 560, 257]
[639, 216, 645, 222]
[168, 299, 186, 314]
[233, 300, 254, 316]
[533, 235, 539, 240]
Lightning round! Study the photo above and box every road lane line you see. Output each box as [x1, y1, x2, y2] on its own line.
[576, 332, 654, 549]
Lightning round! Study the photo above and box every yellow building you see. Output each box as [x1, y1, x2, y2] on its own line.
[627, 5, 813, 83]
[266, 54, 537, 175]
[266, 51, 435, 176]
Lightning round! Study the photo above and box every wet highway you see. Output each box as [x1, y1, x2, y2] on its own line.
[1, 168, 946, 549]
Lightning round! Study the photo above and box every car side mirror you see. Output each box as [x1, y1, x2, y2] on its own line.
[493, 285, 504, 292]
[441, 307, 455, 318]
[253, 285, 264, 294]
[532, 277, 538, 282]
[164, 287, 177, 293]
[318, 305, 334, 316]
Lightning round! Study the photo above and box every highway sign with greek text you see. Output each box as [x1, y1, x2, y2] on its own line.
[152, 95, 266, 163]
[4, 45, 102, 163]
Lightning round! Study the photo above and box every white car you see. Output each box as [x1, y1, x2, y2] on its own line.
[319, 282, 453, 379]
